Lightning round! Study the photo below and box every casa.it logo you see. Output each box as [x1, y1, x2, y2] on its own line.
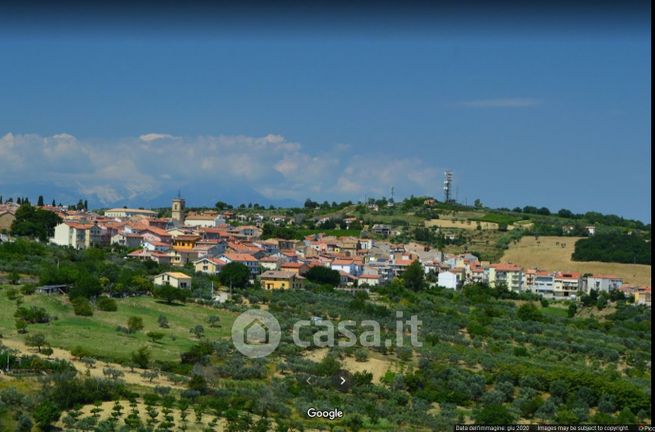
[231, 309, 281, 358]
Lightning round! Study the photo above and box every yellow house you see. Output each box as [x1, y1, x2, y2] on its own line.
[193, 257, 224, 274]
[488, 263, 524, 291]
[260, 270, 305, 290]
[172, 234, 200, 250]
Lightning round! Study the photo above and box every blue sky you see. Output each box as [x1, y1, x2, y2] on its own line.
[0, 13, 651, 220]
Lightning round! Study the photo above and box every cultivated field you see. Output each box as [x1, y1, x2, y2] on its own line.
[502, 236, 651, 286]
[56, 400, 224, 431]
[425, 219, 501, 230]
[0, 294, 237, 362]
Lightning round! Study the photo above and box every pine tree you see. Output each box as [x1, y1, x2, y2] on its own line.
[37, 195, 44, 206]
[52, 199, 56, 206]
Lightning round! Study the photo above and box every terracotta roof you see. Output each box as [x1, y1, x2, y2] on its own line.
[554, 271, 581, 279]
[281, 262, 304, 268]
[195, 257, 225, 265]
[142, 227, 171, 237]
[490, 263, 522, 272]
[222, 253, 258, 262]
[260, 256, 281, 262]
[260, 270, 298, 280]
[174, 235, 200, 241]
[66, 222, 93, 230]
[128, 249, 149, 257]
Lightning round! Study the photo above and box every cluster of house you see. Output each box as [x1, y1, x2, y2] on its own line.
[39, 197, 651, 306]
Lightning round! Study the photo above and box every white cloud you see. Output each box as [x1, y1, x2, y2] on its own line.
[139, 133, 176, 142]
[457, 98, 542, 108]
[1, 132, 442, 205]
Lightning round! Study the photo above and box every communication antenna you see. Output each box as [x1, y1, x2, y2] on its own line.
[390, 186, 394, 202]
[443, 170, 454, 203]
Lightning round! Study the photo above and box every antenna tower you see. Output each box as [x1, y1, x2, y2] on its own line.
[443, 170, 454, 203]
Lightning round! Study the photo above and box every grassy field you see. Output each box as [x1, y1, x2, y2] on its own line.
[0, 293, 237, 362]
[502, 236, 651, 286]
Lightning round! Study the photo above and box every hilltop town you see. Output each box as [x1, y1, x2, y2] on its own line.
[0, 194, 650, 306]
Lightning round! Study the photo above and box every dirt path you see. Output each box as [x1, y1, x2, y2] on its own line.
[1, 338, 186, 389]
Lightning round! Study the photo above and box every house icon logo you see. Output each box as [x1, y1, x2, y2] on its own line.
[231, 309, 281, 358]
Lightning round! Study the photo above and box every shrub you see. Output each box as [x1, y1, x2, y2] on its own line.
[72, 297, 93, 316]
[207, 315, 221, 327]
[131, 346, 150, 368]
[97, 296, 117, 311]
[354, 348, 368, 362]
[15, 305, 51, 323]
[5, 287, 18, 300]
[25, 333, 49, 352]
[154, 285, 189, 304]
[127, 316, 144, 333]
[147, 331, 165, 343]
[474, 404, 515, 424]
[190, 325, 205, 339]
[304, 266, 341, 287]
[517, 303, 543, 322]
[8, 271, 20, 285]
[20, 284, 36, 295]
[513, 346, 529, 357]
[71, 346, 92, 358]
[158, 315, 170, 328]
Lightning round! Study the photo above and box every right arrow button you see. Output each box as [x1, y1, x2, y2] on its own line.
[331, 369, 352, 392]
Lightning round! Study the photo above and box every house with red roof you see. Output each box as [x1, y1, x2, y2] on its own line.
[553, 271, 581, 299]
[219, 253, 260, 275]
[193, 257, 226, 274]
[488, 263, 524, 291]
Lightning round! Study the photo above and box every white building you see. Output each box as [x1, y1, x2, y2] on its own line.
[531, 273, 555, 298]
[219, 253, 260, 275]
[583, 275, 623, 293]
[51, 222, 104, 249]
[184, 213, 224, 228]
[331, 259, 353, 274]
[358, 273, 381, 287]
[104, 208, 157, 218]
[154, 272, 192, 289]
[438, 271, 460, 289]
[111, 232, 143, 249]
